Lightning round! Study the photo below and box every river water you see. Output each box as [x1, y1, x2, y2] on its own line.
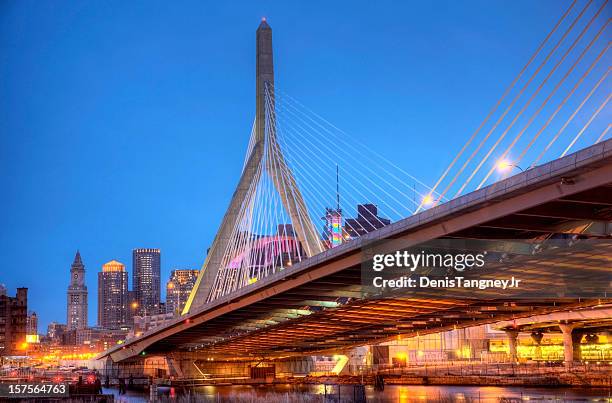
[102, 384, 611, 402]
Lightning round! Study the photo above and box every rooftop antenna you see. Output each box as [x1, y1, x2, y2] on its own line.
[336, 164, 340, 211]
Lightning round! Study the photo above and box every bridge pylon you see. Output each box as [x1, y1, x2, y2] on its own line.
[184, 19, 323, 312]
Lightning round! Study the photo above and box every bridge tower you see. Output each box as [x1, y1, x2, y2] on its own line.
[184, 20, 323, 312]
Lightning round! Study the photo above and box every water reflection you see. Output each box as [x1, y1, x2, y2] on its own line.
[102, 384, 610, 402]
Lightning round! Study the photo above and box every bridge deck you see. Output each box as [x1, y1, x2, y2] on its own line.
[102, 139, 612, 362]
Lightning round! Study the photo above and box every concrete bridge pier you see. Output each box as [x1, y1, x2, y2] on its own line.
[504, 330, 519, 362]
[559, 323, 582, 366]
[530, 331, 544, 360]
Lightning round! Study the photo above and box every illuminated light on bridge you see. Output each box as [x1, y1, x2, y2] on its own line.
[496, 159, 525, 175]
[98, 7, 611, 381]
[421, 194, 435, 207]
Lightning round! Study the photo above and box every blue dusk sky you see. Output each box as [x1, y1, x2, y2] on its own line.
[1, 0, 608, 331]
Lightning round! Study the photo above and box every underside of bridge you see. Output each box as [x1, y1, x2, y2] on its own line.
[100, 140, 611, 368]
[495, 308, 612, 335]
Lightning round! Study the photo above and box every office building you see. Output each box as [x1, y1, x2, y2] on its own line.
[132, 312, 174, 337]
[132, 248, 161, 315]
[166, 269, 199, 316]
[0, 287, 27, 355]
[345, 204, 391, 238]
[47, 322, 67, 343]
[98, 260, 129, 329]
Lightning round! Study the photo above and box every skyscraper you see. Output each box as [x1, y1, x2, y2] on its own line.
[66, 251, 88, 330]
[132, 248, 161, 316]
[166, 269, 199, 316]
[98, 260, 128, 329]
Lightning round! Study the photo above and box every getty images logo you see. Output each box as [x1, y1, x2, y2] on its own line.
[371, 250, 487, 272]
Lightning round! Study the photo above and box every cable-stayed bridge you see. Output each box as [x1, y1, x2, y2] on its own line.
[100, 4, 611, 377]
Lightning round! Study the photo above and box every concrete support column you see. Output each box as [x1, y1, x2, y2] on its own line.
[559, 323, 581, 366]
[531, 332, 544, 360]
[505, 330, 519, 362]
[572, 332, 583, 361]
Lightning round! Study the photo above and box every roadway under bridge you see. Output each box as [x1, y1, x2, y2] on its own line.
[97, 140, 611, 376]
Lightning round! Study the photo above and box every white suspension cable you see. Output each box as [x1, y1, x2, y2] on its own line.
[561, 93, 611, 156]
[477, 23, 610, 188]
[456, 0, 602, 195]
[531, 67, 610, 167]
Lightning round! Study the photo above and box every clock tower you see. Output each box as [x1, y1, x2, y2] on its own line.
[66, 250, 88, 330]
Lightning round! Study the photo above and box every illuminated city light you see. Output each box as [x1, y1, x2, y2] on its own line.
[496, 159, 512, 172]
[496, 159, 523, 173]
[26, 334, 40, 343]
[489, 339, 612, 361]
[325, 209, 343, 247]
[422, 194, 434, 207]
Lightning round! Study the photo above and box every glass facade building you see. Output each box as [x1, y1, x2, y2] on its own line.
[132, 248, 161, 316]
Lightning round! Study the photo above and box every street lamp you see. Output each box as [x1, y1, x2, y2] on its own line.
[496, 159, 524, 173]
[421, 194, 435, 207]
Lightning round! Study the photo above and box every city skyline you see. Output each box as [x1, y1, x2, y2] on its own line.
[0, 2, 609, 398]
[1, 0, 599, 331]
[0, 249, 198, 333]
